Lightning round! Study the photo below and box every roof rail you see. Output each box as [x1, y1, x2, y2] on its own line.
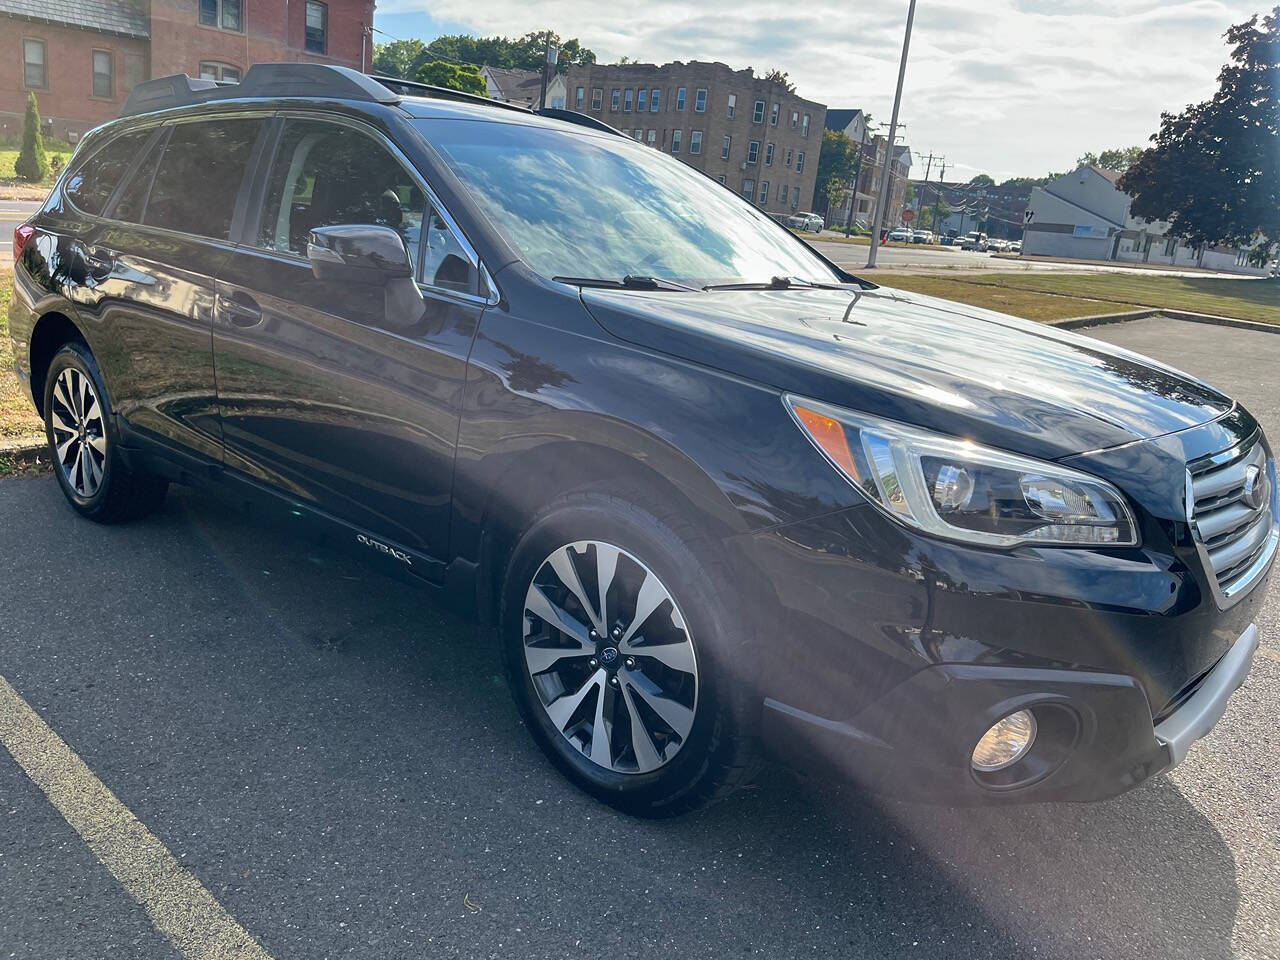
[371, 75, 533, 115]
[121, 63, 401, 118]
[535, 108, 626, 138]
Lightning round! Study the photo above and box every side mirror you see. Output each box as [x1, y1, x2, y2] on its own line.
[307, 224, 426, 334]
[306, 224, 414, 284]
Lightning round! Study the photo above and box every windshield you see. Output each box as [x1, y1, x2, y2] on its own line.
[414, 118, 841, 287]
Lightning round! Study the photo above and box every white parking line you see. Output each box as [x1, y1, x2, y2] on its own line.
[0, 674, 276, 960]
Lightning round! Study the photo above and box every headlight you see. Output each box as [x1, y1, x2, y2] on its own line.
[785, 396, 1138, 548]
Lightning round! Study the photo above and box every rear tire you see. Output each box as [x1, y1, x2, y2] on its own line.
[500, 488, 759, 817]
[43, 342, 167, 523]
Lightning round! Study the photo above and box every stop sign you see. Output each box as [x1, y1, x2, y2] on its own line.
[901, 209, 916, 223]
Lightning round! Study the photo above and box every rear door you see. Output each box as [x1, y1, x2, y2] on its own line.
[211, 113, 488, 569]
[87, 114, 267, 462]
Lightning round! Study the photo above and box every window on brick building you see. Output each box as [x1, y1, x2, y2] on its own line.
[759, 181, 769, 205]
[200, 62, 242, 82]
[796, 151, 805, 173]
[694, 89, 706, 112]
[671, 129, 681, 153]
[123, 53, 146, 93]
[591, 88, 602, 110]
[764, 143, 773, 165]
[637, 88, 647, 111]
[689, 130, 703, 154]
[92, 50, 114, 98]
[624, 89, 634, 112]
[611, 89, 620, 111]
[741, 179, 754, 200]
[650, 88, 659, 111]
[747, 140, 759, 164]
[675, 87, 686, 111]
[721, 135, 731, 161]
[780, 184, 789, 203]
[23, 38, 47, 89]
[752, 100, 764, 123]
[199, 0, 242, 32]
[727, 94, 736, 118]
[802, 113, 810, 136]
[305, 1, 328, 54]
[770, 102, 779, 126]
[575, 86, 584, 109]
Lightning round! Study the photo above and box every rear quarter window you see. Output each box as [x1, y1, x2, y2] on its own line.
[63, 129, 154, 216]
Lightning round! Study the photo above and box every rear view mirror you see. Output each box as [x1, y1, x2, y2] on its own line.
[306, 224, 414, 284]
[307, 224, 425, 333]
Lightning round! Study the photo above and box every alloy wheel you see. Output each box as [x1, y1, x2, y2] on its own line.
[50, 367, 107, 498]
[522, 540, 699, 774]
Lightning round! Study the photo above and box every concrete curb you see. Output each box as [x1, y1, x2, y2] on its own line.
[1051, 308, 1280, 336]
[0, 439, 45, 467]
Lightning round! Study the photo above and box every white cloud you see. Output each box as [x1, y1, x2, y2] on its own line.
[377, 0, 1256, 179]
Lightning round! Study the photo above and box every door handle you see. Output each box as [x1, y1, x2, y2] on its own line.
[218, 292, 263, 328]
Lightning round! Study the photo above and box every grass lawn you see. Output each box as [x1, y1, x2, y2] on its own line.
[874, 271, 1280, 324]
[0, 146, 73, 188]
[0, 269, 44, 447]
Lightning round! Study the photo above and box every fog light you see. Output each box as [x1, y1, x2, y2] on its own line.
[971, 710, 1037, 772]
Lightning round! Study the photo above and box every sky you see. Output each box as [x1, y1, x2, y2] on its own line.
[372, 0, 1261, 182]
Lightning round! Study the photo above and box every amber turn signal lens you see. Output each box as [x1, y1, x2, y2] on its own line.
[791, 404, 861, 481]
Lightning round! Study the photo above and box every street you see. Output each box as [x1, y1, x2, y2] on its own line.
[0, 199, 41, 265]
[1, 315, 1277, 960]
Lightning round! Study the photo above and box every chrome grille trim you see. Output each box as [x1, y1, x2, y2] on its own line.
[1186, 432, 1278, 609]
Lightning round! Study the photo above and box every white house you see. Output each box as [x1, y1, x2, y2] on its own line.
[1023, 166, 1266, 273]
[481, 65, 566, 109]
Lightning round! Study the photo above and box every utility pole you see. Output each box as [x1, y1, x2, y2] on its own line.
[843, 120, 871, 238]
[932, 159, 947, 239]
[867, 0, 918, 269]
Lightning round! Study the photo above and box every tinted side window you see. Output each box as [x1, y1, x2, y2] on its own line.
[144, 118, 263, 240]
[258, 119, 440, 282]
[64, 129, 153, 216]
[112, 134, 165, 224]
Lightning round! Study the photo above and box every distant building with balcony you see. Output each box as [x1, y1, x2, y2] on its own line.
[563, 59, 826, 216]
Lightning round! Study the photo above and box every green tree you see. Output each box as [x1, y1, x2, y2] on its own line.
[967, 174, 995, 188]
[920, 199, 952, 231]
[762, 68, 796, 93]
[1076, 146, 1144, 172]
[15, 92, 49, 183]
[422, 31, 595, 75]
[1119, 6, 1279, 249]
[814, 128, 859, 214]
[415, 60, 488, 97]
[372, 39, 427, 78]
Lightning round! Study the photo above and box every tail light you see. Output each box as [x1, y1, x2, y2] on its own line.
[12, 223, 35, 261]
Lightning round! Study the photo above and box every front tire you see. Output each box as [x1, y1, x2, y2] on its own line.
[43, 342, 167, 523]
[500, 489, 758, 817]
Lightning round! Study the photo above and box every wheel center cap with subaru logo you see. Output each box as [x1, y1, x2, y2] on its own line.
[1242, 465, 1268, 510]
[600, 646, 619, 665]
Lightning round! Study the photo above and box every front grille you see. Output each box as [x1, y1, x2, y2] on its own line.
[1188, 433, 1277, 599]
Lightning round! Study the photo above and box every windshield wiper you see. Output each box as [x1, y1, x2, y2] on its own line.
[702, 276, 853, 292]
[553, 274, 701, 292]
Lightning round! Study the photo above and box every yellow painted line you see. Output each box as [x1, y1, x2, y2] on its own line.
[0, 674, 275, 960]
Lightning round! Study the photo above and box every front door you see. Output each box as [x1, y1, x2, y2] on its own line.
[212, 115, 486, 568]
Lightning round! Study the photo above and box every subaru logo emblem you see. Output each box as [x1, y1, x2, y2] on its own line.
[1242, 465, 1268, 511]
[600, 647, 618, 664]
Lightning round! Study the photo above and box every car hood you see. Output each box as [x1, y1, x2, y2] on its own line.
[579, 285, 1232, 460]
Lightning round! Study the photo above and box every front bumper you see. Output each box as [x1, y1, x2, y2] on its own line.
[759, 622, 1260, 803]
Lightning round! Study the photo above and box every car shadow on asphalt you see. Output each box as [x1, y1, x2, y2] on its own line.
[0, 477, 1242, 960]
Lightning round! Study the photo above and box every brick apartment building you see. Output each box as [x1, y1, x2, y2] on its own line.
[1, 0, 374, 142]
[824, 108, 912, 232]
[563, 60, 826, 216]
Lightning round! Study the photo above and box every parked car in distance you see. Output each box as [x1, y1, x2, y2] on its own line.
[888, 227, 912, 242]
[940, 232, 961, 246]
[961, 231, 990, 251]
[911, 230, 934, 244]
[794, 211, 824, 233]
[1009, 240, 1023, 254]
[10, 64, 1274, 817]
[988, 238, 1009, 253]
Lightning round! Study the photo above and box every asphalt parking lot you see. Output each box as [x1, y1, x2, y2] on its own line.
[1, 316, 1278, 960]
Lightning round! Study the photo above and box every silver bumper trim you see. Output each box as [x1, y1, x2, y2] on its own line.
[1154, 623, 1259, 766]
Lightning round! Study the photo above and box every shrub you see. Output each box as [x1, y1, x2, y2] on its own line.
[15, 92, 49, 182]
